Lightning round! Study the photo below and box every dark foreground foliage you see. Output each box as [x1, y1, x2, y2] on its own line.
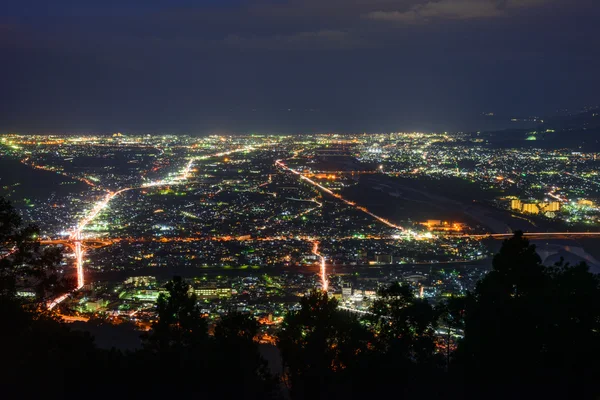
[0, 280, 280, 399]
[2, 196, 600, 399]
[277, 232, 600, 400]
[1, 198, 279, 399]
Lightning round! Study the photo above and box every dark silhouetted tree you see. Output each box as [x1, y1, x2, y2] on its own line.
[139, 276, 279, 399]
[357, 282, 446, 399]
[0, 198, 111, 396]
[214, 312, 278, 397]
[456, 231, 600, 400]
[0, 196, 70, 304]
[278, 289, 372, 399]
[369, 282, 440, 363]
[143, 275, 207, 353]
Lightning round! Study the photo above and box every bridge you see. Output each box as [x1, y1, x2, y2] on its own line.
[465, 232, 600, 240]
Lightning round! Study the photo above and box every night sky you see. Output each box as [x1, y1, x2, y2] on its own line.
[1, 0, 599, 133]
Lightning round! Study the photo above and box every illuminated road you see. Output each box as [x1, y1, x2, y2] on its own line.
[295, 199, 323, 220]
[312, 241, 329, 292]
[0, 247, 17, 260]
[70, 188, 132, 240]
[48, 166, 184, 308]
[48, 161, 196, 308]
[40, 239, 113, 248]
[142, 146, 259, 188]
[47, 293, 71, 310]
[47, 145, 261, 309]
[65, 188, 133, 293]
[276, 159, 404, 231]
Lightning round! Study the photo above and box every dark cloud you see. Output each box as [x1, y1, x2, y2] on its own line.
[0, 0, 598, 133]
[365, 0, 554, 22]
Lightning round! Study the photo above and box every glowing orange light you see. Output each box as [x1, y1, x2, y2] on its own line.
[312, 241, 329, 292]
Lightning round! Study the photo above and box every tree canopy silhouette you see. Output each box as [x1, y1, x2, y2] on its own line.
[369, 282, 440, 363]
[143, 275, 207, 353]
[278, 289, 373, 399]
[455, 231, 600, 399]
[0, 196, 71, 303]
[139, 276, 279, 399]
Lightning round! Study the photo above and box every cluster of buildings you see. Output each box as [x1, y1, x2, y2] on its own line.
[509, 198, 561, 216]
[65, 261, 487, 335]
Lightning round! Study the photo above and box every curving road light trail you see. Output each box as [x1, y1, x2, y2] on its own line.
[48, 145, 261, 310]
[49, 160, 198, 309]
[69, 188, 132, 241]
[0, 247, 17, 260]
